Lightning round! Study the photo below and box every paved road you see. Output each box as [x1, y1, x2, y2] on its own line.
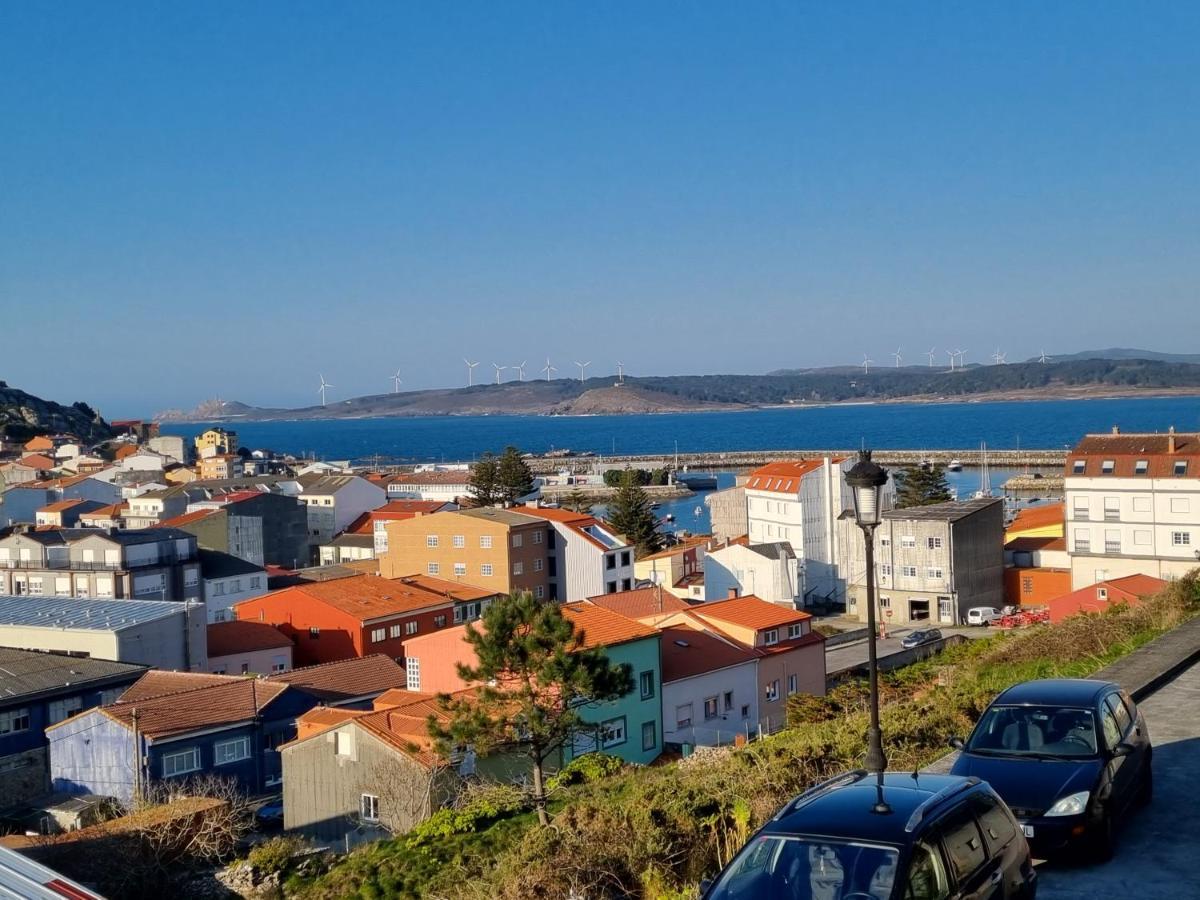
[824, 625, 983, 674]
[1036, 662, 1200, 899]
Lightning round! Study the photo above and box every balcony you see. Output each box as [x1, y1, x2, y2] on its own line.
[1104, 542, 1122, 554]
[1074, 541, 1091, 553]
[1103, 511, 1121, 522]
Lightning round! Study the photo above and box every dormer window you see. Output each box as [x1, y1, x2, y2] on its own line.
[1100, 460, 1115, 474]
[763, 629, 778, 646]
[1072, 460, 1086, 474]
[1134, 460, 1148, 475]
[1175, 460, 1189, 477]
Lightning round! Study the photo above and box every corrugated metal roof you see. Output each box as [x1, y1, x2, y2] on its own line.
[0, 596, 192, 631]
[0, 647, 146, 702]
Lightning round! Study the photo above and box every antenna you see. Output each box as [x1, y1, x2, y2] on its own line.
[861, 355, 873, 375]
[492, 363, 508, 385]
[575, 360, 591, 382]
[925, 348, 936, 367]
[464, 359, 479, 386]
[318, 374, 333, 407]
[541, 357, 557, 381]
[514, 361, 527, 382]
[391, 369, 403, 393]
[892, 348, 903, 368]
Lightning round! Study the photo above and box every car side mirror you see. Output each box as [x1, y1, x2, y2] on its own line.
[1111, 742, 1134, 758]
[949, 737, 964, 750]
[699, 878, 712, 896]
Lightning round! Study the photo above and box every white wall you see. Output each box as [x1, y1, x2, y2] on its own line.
[210, 644, 290, 675]
[204, 572, 268, 622]
[662, 662, 759, 748]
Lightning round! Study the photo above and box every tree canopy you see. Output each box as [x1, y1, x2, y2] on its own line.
[606, 470, 664, 556]
[469, 446, 535, 506]
[429, 592, 633, 825]
[893, 463, 953, 508]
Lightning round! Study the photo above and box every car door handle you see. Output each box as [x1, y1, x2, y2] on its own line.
[989, 870, 1003, 885]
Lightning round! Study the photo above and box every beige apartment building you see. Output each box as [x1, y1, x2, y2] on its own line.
[380, 508, 550, 598]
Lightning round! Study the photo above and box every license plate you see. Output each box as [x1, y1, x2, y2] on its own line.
[1022, 825, 1035, 838]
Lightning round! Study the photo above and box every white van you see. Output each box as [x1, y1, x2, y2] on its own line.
[966, 607, 1001, 626]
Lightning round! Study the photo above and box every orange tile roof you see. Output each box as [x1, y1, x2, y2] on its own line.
[159, 508, 221, 529]
[267, 573, 457, 621]
[1067, 433, 1200, 477]
[638, 534, 712, 562]
[92, 677, 289, 738]
[586, 588, 694, 620]
[207, 620, 293, 657]
[692, 595, 812, 632]
[344, 501, 454, 535]
[114, 444, 140, 460]
[18, 454, 56, 471]
[387, 573, 498, 602]
[658, 625, 757, 682]
[517, 505, 594, 524]
[1007, 503, 1065, 532]
[294, 705, 369, 740]
[79, 502, 127, 520]
[38, 498, 88, 514]
[561, 602, 659, 650]
[373, 688, 439, 710]
[118, 670, 242, 703]
[745, 459, 845, 494]
[266, 653, 407, 702]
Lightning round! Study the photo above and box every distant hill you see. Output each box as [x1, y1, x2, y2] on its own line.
[1028, 348, 1200, 364]
[0, 381, 113, 443]
[153, 357, 1200, 422]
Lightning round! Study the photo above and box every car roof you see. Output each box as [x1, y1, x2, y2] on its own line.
[993, 678, 1115, 707]
[764, 772, 982, 845]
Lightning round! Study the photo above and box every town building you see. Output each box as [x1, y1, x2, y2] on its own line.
[0, 527, 203, 603]
[297, 475, 387, 547]
[705, 484, 748, 546]
[1064, 428, 1200, 587]
[0, 647, 146, 806]
[379, 508, 552, 598]
[199, 549, 268, 622]
[172, 489, 311, 569]
[197, 454, 240, 481]
[703, 541, 801, 607]
[1044, 574, 1167, 623]
[34, 498, 108, 529]
[1005, 503, 1065, 543]
[517, 505, 635, 601]
[336, 500, 458, 557]
[123, 485, 191, 528]
[76, 502, 128, 529]
[0, 475, 123, 528]
[400, 601, 664, 765]
[111, 420, 160, 443]
[233, 573, 497, 666]
[384, 470, 473, 504]
[0, 458, 44, 487]
[0, 596, 207, 671]
[1003, 535, 1071, 608]
[265, 654, 409, 708]
[146, 434, 191, 465]
[207, 620, 293, 674]
[318, 533, 377, 566]
[633, 535, 711, 600]
[657, 623, 759, 750]
[194, 427, 238, 456]
[840, 497, 1005, 627]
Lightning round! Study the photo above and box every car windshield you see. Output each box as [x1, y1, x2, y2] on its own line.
[707, 835, 899, 899]
[965, 705, 1099, 758]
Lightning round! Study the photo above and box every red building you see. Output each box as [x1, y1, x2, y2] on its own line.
[1045, 574, 1166, 624]
[233, 573, 498, 666]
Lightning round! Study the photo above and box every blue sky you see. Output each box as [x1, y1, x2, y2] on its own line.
[2, 2, 1198, 416]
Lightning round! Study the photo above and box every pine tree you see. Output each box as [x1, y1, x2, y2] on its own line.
[495, 445, 535, 505]
[563, 489, 592, 514]
[894, 463, 953, 508]
[468, 452, 501, 506]
[606, 470, 664, 556]
[430, 592, 633, 826]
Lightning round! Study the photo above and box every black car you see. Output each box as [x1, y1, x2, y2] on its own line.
[950, 679, 1151, 860]
[701, 771, 1036, 899]
[901, 629, 943, 650]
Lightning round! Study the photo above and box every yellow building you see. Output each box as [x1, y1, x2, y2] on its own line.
[1004, 503, 1064, 543]
[194, 427, 238, 455]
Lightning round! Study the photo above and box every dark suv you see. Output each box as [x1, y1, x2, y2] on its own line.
[950, 678, 1151, 860]
[702, 771, 1036, 899]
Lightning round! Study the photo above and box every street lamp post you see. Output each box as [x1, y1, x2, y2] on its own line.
[846, 449, 890, 776]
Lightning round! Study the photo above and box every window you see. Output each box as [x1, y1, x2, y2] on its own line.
[535, 585, 545, 599]
[880, 564, 892, 576]
[927, 536, 943, 549]
[426, 535, 439, 547]
[481, 563, 493, 577]
[48, 696, 83, 724]
[940, 809, 987, 881]
[724, 691, 734, 711]
[741, 704, 750, 718]
[1105, 529, 1121, 553]
[1021, 576, 1033, 594]
[360, 793, 379, 822]
[763, 629, 778, 646]
[1104, 497, 1120, 520]
[880, 596, 891, 608]
[161, 747, 201, 778]
[901, 535, 916, 548]
[513, 561, 523, 576]
[434, 614, 446, 628]
[427, 562, 440, 575]
[787, 674, 798, 695]
[1105, 694, 1132, 736]
[1172, 531, 1191, 546]
[1072, 460, 1087, 474]
[620, 550, 631, 566]
[480, 535, 493, 549]
[605, 555, 616, 570]
[452, 534, 464, 548]
[1134, 529, 1152, 546]
[370, 628, 385, 643]
[1099, 703, 1121, 750]
[639, 670, 655, 700]
[641, 720, 657, 752]
[214, 736, 251, 766]
[406, 657, 421, 691]
[271, 656, 287, 673]
[0, 707, 31, 735]
[880, 536, 890, 547]
[1175, 460, 1189, 476]
[1073, 496, 1089, 519]
[406, 620, 418, 635]
[927, 567, 944, 580]
[1171, 497, 1190, 514]
[511, 533, 523, 548]
[454, 562, 466, 576]
[703, 697, 720, 720]
[765, 680, 780, 701]
[308, 627, 320, 639]
[250, 576, 261, 589]
[906, 842, 951, 900]
[1073, 528, 1091, 552]
[389, 624, 402, 639]
[606, 581, 617, 593]
[1101, 459, 1115, 474]
[675, 704, 693, 728]
[787, 623, 804, 640]
[532, 531, 543, 545]
[1134, 459, 1149, 475]
[600, 717, 626, 748]
[901, 566, 918, 578]
[533, 558, 543, 572]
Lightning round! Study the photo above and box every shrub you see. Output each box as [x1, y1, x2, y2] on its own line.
[248, 835, 309, 875]
[406, 782, 527, 847]
[545, 752, 624, 792]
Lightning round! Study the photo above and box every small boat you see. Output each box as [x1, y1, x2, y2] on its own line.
[693, 506, 703, 517]
[947, 459, 963, 472]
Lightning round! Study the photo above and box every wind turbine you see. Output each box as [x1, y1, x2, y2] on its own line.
[991, 348, 1007, 365]
[892, 347, 903, 368]
[861, 355, 873, 375]
[492, 363, 508, 385]
[575, 360, 591, 382]
[1039, 350, 1051, 364]
[514, 361, 527, 382]
[390, 369, 403, 393]
[616, 361, 625, 384]
[318, 374, 333, 407]
[925, 348, 936, 367]
[464, 359, 479, 386]
[946, 349, 956, 372]
[955, 348, 968, 368]
[541, 357, 557, 381]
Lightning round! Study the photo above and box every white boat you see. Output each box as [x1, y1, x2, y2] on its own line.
[947, 459, 963, 472]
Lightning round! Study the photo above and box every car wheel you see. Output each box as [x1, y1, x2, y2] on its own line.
[1139, 762, 1153, 807]
[1089, 811, 1116, 863]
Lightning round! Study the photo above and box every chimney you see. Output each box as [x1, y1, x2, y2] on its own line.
[1112, 425, 1120, 435]
[728, 587, 739, 599]
[1169, 426, 1176, 455]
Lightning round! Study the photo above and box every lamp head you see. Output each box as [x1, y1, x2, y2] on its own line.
[846, 450, 889, 528]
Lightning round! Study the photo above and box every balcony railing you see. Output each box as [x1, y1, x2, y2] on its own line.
[1104, 511, 1121, 522]
[1, 556, 195, 571]
[1075, 541, 1091, 553]
[1105, 542, 1122, 554]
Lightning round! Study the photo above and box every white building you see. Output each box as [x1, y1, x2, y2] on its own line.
[1065, 428, 1200, 588]
[206, 620, 292, 675]
[703, 542, 801, 607]
[199, 549, 269, 622]
[744, 458, 892, 605]
[658, 623, 759, 749]
[297, 474, 387, 545]
[519, 505, 636, 601]
[385, 471, 472, 504]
